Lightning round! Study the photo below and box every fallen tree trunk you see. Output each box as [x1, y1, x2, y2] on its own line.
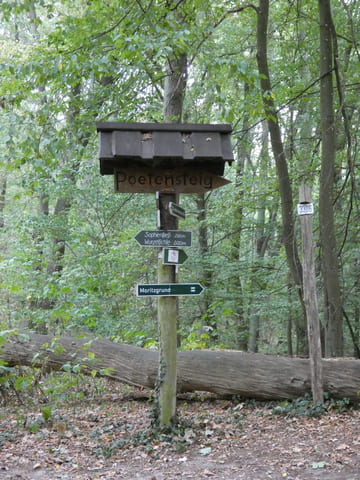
[1, 333, 359, 401]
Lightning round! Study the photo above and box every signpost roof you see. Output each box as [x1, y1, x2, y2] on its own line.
[97, 122, 234, 175]
[97, 122, 232, 132]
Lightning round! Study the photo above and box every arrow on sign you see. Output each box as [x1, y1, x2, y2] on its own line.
[136, 283, 204, 297]
[163, 248, 188, 265]
[169, 202, 185, 220]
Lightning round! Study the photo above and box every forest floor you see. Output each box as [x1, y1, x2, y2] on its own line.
[0, 378, 359, 480]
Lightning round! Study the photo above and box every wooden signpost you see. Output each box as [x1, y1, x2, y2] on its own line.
[97, 122, 233, 427]
[298, 184, 323, 404]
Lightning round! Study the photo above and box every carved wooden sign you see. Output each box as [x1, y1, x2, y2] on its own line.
[114, 168, 231, 194]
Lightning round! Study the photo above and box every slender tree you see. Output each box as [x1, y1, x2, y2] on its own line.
[256, 0, 307, 352]
[0, 176, 6, 229]
[318, 0, 343, 357]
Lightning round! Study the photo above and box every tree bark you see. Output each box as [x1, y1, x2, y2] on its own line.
[318, 0, 344, 357]
[163, 52, 187, 123]
[1, 333, 359, 401]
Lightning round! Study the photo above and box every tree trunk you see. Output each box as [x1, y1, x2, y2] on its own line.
[256, 0, 307, 353]
[0, 175, 6, 228]
[248, 121, 272, 353]
[318, 0, 343, 357]
[1, 333, 359, 401]
[194, 193, 214, 325]
[231, 82, 250, 351]
[163, 52, 187, 123]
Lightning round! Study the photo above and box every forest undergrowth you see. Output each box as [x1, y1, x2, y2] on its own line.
[0, 372, 359, 480]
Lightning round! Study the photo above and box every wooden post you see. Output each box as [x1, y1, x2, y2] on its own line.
[299, 184, 323, 403]
[158, 44, 186, 427]
[157, 192, 178, 426]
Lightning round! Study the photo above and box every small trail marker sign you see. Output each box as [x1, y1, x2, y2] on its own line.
[163, 248, 188, 265]
[297, 203, 314, 215]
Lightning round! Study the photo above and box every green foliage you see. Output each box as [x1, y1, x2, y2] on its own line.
[0, 0, 359, 359]
[271, 394, 352, 418]
[180, 322, 212, 350]
[0, 365, 46, 406]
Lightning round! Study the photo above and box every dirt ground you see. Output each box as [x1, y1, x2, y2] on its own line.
[0, 383, 359, 480]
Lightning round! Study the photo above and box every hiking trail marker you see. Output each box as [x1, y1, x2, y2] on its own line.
[163, 248, 188, 265]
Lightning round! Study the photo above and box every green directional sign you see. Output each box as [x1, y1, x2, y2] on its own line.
[137, 283, 204, 297]
[163, 248, 188, 265]
[135, 230, 192, 247]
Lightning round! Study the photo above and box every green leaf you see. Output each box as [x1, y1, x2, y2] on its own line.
[28, 423, 39, 434]
[42, 406, 52, 422]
